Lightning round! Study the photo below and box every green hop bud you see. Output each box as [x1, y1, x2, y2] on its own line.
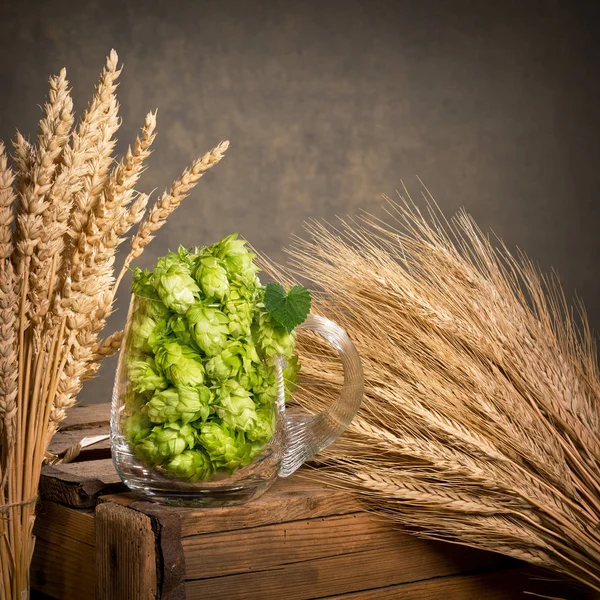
[211, 233, 260, 283]
[129, 311, 159, 355]
[194, 256, 229, 300]
[128, 356, 169, 395]
[144, 299, 171, 322]
[216, 380, 258, 432]
[252, 312, 296, 359]
[146, 319, 171, 354]
[155, 340, 205, 387]
[245, 405, 276, 443]
[166, 449, 215, 482]
[168, 314, 196, 348]
[205, 341, 244, 381]
[197, 421, 253, 472]
[151, 422, 196, 458]
[145, 385, 212, 424]
[134, 436, 164, 465]
[153, 256, 200, 314]
[241, 341, 262, 372]
[131, 268, 160, 301]
[283, 354, 301, 397]
[223, 291, 254, 339]
[186, 304, 229, 357]
[125, 411, 154, 445]
[251, 362, 279, 405]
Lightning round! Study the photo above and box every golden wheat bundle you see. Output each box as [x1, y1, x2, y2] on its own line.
[0, 50, 228, 599]
[272, 195, 600, 594]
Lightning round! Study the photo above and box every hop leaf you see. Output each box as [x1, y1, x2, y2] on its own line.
[264, 283, 311, 333]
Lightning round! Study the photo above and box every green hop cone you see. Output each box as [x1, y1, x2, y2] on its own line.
[155, 340, 205, 387]
[125, 411, 154, 445]
[144, 299, 171, 322]
[166, 449, 215, 482]
[194, 255, 229, 300]
[197, 421, 253, 472]
[168, 314, 196, 348]
[186, 304, 229, 357]
[128, 356, 169, 395]
[245, 405, 276, 443]
[130, 313, 159, 355]
[131, 268, 160, 301]
[134, 436, 164, 465]
[205, 341, 244, 381]
[223, 287, 254, 338]
[251, 362, 279, 405]
[211, 233, 260, 284]
[153, 254, 200, 314]
[283, 353, 301, 396]
[252, 312, 296, 359]
[145, 385, 212, 424]
[216, 380, 258, 432]
[151, 422, 196, 459]
[146, 319, 170, 354]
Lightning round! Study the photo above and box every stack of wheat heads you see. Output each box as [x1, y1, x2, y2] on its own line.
[0, 50, 228, 598]
[278, 200, 600, 595]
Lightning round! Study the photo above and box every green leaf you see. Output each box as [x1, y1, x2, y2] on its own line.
[264, 282, 311, 333]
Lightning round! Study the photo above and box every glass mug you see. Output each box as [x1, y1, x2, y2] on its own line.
[111, 294, 363, 506]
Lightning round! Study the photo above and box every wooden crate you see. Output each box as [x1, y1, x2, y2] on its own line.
[31, 404, 589, 600]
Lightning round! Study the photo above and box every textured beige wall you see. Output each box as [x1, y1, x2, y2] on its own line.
[0, 0, 598, 404]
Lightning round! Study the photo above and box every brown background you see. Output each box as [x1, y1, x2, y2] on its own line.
[0, 0, 598, 404]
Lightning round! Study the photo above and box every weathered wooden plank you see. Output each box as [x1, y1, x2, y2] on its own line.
[185, 537, 514, 600]
[47, 425, 111, 462]
[127, 501, 188, 600]
[31, 534, 96, 600]
[322, 568, 592, 599]
[39, 458, 125, 507]
[96, 501, 157, 600]
[34, 500, 96, 546]
[183, 512, 429, 579]
[62, 403, 111, 430]
[100, 473, 361, 537]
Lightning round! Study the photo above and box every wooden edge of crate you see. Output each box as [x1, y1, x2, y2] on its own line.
[40, 458, 125, 507]
[99, 473, 362, 536]
[62, 403, 111, 430]
[95, 501, 158, 600]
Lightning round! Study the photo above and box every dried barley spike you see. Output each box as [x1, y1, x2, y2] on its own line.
[274, 196, 600, 593]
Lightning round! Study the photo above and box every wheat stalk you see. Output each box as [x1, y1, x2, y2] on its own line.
[114, 139, 230, 289]
[272, 195, 600, 594]
[0, 50, 229, 599]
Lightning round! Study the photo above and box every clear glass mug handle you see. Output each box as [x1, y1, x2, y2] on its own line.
[278, 314, 363, 477]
